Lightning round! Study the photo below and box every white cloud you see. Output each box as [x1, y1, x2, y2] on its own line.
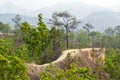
[80, 0, 120, 11]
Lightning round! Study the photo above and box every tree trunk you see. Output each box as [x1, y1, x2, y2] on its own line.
[32, 50, 35, 62]
[66, 27, 69, 49]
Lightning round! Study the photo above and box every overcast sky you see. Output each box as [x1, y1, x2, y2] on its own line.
[0, 0, 120, 11]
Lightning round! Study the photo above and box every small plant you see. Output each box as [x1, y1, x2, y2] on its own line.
[40, 63, 95, 80]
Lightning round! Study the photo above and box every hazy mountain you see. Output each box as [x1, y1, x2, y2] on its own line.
[80, 11, 120, 31]
[0, 13, 38, 28]
[0, 2, 107, 18]
[31, 2, 107, 18]
[0, 2, 31, 16]
[1, 11, 120, 31]
[0, 13, 52, 29]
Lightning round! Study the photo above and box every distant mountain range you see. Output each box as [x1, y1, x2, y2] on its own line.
[0, 2, 31, 17]
[0, 1, 107, 18]
[80, 11, 120, 31]
[0, 13, 38, 29]
[0, 2, 120, 31]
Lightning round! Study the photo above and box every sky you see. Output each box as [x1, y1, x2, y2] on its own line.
[0, 0, 120, 11]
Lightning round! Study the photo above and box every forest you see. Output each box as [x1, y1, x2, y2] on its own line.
[0, 11, 120, 80]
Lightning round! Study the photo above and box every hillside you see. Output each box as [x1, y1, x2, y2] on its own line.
[80, 11, 120, 31]
[32, 2, 107, 18]
[0, 13, 38, 28]
[0, 2, 31, 16]
[0, 2, 106, 18]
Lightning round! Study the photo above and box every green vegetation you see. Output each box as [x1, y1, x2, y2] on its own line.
[0, 11, 120, 80]
[104, 49, 120, 80]
[0, 55, 29, 80]
[40, 64, 95, 80]
[49, 11, 80, 49]
[21, 14, 50, 64]
[0, 21, 10, 33]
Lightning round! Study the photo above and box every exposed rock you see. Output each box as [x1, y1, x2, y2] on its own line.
[27, 48, 106, 80]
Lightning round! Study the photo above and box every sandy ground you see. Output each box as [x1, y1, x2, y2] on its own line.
[27, 48, 105, 80]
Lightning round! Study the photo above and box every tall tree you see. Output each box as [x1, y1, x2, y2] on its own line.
[12, 15, 21, 30]
[114, 25, 120, 36]
[83, 23, 94, 34]
[89, 31, 101, 47]
[42, 27, 65, 63]
[49, 11, 80, 49]
[77, 30, 88, 48]
[83, 23, 94, 46]
[114, 25, 120, 48]
[50, 27, 65, 53]
[104, 27, 114, 36]
[12, 15, 23, 47]
[21, 14, 50, 64]
[103, 27, 115, 48]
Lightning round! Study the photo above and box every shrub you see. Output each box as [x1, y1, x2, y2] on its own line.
[0, 54, 29, 80]
[40, 64, 95, 80]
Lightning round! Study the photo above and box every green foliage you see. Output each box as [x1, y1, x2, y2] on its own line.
[12, 44, 31, 62]
[40, 64, 95, 80]
[0, 39, 8, 55]
[41, 27, 66, 63]
[69, 31, 78, 48]
[49, 11, 80, 49]
[0, 21, 10, 33]
[0, 37, 31, 63]
[104, 49, 120, 80]
[77, 30, 88, 48]
[50, 27, 65, 52]
[0, 36, 30, 80]
[21, 14, 50, 64]
[83, 23, 94, 36]
[0, 55, 29, 80]
[102, 26, 120, 48]
[89, 31, 102, 47]
[0, 38, 16, 56]
[1, 11, 120, 80]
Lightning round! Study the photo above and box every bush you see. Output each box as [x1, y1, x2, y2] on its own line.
[104, 49, 120, 80]
[0, 54, 29, 80]
[40, 64, 95, 80]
